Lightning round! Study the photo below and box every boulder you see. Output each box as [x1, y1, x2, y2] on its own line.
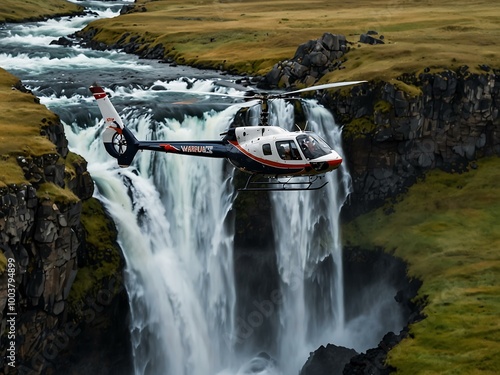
[262, 32, 348, 88]
[300, 344, 358, 375]
[359, 33, 384, 45]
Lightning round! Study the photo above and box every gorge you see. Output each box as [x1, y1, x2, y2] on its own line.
[0, 1, 499, 375]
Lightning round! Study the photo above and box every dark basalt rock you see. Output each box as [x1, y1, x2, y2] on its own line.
[0, 84, 129, 374]
[261, 32, 349, 88]
[300, 344, 358, 375]
[50, 36, 74, 47]
[359, 33, 385, 45]
[320, 69, 500, 219]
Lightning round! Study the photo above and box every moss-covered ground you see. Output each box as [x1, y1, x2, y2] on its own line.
[83, 0, 499, 79]
[0, 0, 83, 22]
[343, 157, 500, 374]
[68, 197, 124, 316]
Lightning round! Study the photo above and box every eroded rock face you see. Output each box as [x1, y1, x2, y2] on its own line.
[0, 93, 129, 374]
[323, 69, 499, 217]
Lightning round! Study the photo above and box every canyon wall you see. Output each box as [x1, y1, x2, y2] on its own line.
[0, 84, 130, 374]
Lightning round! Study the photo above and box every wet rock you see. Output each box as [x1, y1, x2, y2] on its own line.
[300, 344, 358, 375]
[50, 36, 73, 46]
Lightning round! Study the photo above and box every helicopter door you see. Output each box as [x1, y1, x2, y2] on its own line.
[276, 140, 302, 160]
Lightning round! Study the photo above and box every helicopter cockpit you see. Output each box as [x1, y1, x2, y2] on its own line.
[296, 133, 332, 160]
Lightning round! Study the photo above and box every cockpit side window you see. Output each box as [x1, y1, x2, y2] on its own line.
[297, 134, 330, 159]
[262, 143, 272, 155]
[276, 140, 302, 160]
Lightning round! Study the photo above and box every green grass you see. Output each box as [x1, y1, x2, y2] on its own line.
[343, 157, 500, 374]
[0, 70, 58, 156]
[0, 0, 83, 22]
[0, 69, 63, 186]
[36, 182, 79, 204]
[68, 197, 123, 312]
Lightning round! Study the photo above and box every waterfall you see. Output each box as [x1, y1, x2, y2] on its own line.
[60, 85, 243, 375]
[59, 86, 356, 375]
[268, 99, 352, 372]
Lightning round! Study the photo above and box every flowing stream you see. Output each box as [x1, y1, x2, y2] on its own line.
[0, 2, 406, 374]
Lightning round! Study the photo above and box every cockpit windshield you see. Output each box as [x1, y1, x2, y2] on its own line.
[296, 134, 331, 160]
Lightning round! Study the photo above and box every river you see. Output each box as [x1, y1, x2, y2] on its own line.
[0, 1, 405, 374]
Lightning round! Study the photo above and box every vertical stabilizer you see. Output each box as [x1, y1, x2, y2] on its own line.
[89, 84, 124, 128]
[90, 84, 139, 167]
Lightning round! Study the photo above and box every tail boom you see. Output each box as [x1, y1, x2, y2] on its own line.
[91, 84, 231, 167]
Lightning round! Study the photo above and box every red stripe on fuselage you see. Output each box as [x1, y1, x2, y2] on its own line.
[160, 144, 180, 152]
[327, 158, 343, 168]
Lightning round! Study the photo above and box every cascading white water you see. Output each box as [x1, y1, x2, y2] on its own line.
[268, 99, 352, 373]
[61, 84, 243, 375]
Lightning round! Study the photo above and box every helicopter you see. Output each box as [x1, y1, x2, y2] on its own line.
[89, 80, 365, 191]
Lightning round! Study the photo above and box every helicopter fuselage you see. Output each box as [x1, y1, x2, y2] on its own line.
[131, 125, 342, 177]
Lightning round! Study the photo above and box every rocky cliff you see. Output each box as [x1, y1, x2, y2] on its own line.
[259, 33, 499, 216]
[328, 68, 499, 217]
[0, 81, 130, 374]
[254, 33, 499, 374]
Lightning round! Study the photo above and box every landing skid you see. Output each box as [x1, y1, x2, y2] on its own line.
[239, 175, 328, 192]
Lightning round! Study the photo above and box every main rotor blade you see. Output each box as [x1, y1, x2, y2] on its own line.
[213, 79, 256, 93]
[284, 81, 367, 95]
[166, 89, 248, 99]
[227, 99, 262, 110]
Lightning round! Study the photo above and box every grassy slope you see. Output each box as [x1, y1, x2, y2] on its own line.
[343, 157, 500, 374]
[0, 0, 83, 22]
[85, 0, 500, 79]
[0, 69, 59, 187]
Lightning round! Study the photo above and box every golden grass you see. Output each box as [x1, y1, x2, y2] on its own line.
[0, 70, 58, 155]
[83, 0, 500, 78]
[0, 69, 59, 185]
[343, 157, 500, 374]
[0, 0, 83, 22]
